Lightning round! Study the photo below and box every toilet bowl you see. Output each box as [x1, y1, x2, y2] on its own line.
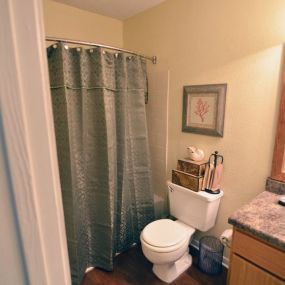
[140, 181, 224, 283]
[140, 219, 195, 283]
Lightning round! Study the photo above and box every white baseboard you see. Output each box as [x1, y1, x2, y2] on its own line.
[190, 238, 229, 268]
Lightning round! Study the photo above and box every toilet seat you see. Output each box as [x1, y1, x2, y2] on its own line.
[142, 219, 187, 247]
[140, 219, 193, 253]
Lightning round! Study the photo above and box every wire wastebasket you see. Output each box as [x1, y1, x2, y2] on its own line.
[198, 236, 224, 275]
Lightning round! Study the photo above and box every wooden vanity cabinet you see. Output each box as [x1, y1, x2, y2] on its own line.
[227, 229, 285, 285]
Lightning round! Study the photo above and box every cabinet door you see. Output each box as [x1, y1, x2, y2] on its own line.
[229, 254, 284, 285]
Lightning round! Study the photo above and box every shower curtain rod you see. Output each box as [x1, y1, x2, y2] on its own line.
[46, 36, 157, 64]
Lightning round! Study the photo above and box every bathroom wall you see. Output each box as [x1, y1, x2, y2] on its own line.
[147, 70, 169, 218]
[124, 0, 285, 257]
[43, 0, 123, 47]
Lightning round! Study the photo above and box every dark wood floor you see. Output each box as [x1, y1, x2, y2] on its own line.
[81, 245, 227, 285]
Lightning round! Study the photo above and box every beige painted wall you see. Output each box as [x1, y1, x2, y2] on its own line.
[43, 0, 123, 47]
[147, 70, 169, 218]
[124, 0, 285, 254]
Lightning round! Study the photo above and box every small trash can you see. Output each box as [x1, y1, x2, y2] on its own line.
[198, 236, 224, 275]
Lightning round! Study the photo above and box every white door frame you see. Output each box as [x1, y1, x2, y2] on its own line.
[0, 0, 71, 284]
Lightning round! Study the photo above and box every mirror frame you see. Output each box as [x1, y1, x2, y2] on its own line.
[271, 74, 285, 182]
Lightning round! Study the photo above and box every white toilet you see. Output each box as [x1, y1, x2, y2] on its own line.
[140, 181, 223, 283]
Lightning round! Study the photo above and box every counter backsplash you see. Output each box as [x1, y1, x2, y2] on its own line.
[266, 177, 285, 195]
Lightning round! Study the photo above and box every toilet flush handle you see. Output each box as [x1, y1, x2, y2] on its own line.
[168, 185, 174, 192]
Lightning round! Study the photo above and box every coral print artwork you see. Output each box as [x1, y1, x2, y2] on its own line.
[182, 84, 227, 137]
[195, 98, 209, 122]
[187, 93, 217, 129]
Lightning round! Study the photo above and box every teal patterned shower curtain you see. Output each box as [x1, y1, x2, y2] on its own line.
[47, 43, 154, 285]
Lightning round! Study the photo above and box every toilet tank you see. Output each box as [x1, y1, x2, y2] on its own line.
[167, 181, 223, 232]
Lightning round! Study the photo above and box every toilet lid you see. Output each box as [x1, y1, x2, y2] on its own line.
[141, 219, 187, 248]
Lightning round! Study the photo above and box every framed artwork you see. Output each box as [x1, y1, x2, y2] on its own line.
[182, 84, 227, 137]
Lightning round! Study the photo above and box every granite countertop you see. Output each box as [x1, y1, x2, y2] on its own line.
[228, 190, 285, 251]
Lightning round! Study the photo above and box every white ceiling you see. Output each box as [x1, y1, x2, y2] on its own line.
[53, 0, 166, 20]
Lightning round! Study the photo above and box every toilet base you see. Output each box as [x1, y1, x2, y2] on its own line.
[152, 252, 192, 283]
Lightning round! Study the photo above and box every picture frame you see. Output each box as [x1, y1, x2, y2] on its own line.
[182, 84, 227, 137]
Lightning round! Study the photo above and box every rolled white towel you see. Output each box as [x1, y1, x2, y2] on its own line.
[220, 229, 233, 248]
